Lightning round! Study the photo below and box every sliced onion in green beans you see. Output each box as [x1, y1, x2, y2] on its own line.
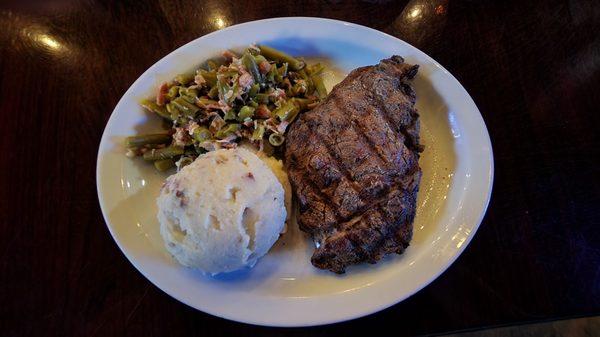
[269, 133, 285, 146]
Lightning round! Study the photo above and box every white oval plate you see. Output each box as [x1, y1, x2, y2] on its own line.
[97, 17, 493, 327]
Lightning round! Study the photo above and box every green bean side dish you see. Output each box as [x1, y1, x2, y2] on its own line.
[125, 45, 328, 172]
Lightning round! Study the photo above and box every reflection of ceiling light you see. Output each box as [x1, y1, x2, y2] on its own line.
[435, 5, 446, 15]
[22, 26, 66, 53]
[214, 17, 226, 29]
[36, 33, 61, 50]
[409, 7, 421, 18]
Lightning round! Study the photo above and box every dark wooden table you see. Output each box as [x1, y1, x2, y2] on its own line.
[1, 1, 599, 336]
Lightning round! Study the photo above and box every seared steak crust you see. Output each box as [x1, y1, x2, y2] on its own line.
[285, 56, 422, 273]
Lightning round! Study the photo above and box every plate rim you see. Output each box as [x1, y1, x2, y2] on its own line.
[96, 16, 494, 327]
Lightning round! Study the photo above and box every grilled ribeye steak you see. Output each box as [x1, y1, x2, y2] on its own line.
[285, 56, 422, 273]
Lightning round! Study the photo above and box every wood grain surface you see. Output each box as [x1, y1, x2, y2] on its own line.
[0, 0, 599, 336]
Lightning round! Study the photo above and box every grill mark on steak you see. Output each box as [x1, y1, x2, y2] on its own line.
[312, 96, 400, 210]
[311, 116, 364, 187]
[308, 119, 367, 219]
[299, 169, 341, 217]
[310, 187, 414, 272]
[330, 94, 391, 166]
[288, 162, 339, 233]
[286, 55, 421, 273]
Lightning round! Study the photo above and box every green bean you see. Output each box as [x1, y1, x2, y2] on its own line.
[237, 106, 255, 121]
[247, 46, 260, 56]
[180, 94, 195, 104]
[125, 133, 171, 148]
[298, 69, 309, 81]
[141, 99, 171, 120]
[252, 123, 265, 140]
[269, 133, 285, 146]
[176, 117, 188, 127]
[198, 70, 217, 87]
[266, 65, 276, 83]
[256, 93, 269, 104]
[166, 102, 177, 114]
[220, 70, 239, 78]
[224, 109, 236, 121]
[277, 63, 288, 81]
[291, 97, 310, 110]
[167, 103, 187, 125]
[166, 86, 180, 101]
[167, 106, 183, 125]
[207, 60, 218, 71]
[175, 73, 194, 85]
[196, 97, 218, 108]
[207, 86, 219, 99]
[253, 54, 268, 65]
[248, 83, 260, 97]
[258, 45, 305, 70]
[179, 87, 199, 99]
[215, 123, 241, 139]
[154, 159, 175, 172]
[206, 85, 214, 99]
[284, 107, 300, 123]
[228, 83, 239, 104]
[171, 97, 199, 117]
[273, 100, 298, 121]
[217, 77, 229, 101]
[143, 146, 184, 161]
[312, 73, 327, 99]
[192, 126, 211, 142]
[242, 52, 262, 84]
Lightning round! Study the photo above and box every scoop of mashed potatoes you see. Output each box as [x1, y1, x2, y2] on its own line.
[157, 148, 286, 275]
